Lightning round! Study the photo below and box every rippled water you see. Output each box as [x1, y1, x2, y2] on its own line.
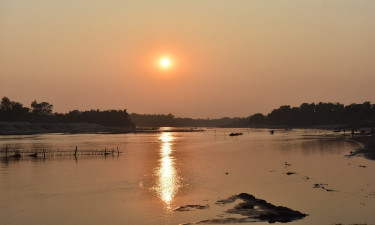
[0, 129, 374, 225]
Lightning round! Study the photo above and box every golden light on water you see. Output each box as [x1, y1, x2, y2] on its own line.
[156, 132, 179, 206]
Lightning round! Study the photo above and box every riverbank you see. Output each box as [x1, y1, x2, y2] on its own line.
[0, 122, 205, 135]
[0, 122, 134, 135]
[350, 134, 375, 160]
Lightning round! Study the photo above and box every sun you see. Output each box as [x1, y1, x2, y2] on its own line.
[160, 58, 171, 68]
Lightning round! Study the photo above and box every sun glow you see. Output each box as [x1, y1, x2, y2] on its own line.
[160, 58, 171, 68]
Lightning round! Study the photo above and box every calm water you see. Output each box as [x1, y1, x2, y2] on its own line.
[0, 129, 374, 225]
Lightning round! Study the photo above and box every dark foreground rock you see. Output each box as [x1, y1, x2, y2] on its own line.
[217, 193, 307, 223]
[179, 193, 307, 224]
[313, 183, 338, 192]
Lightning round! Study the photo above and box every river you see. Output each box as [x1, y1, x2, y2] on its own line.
[0, 128, 374, 225]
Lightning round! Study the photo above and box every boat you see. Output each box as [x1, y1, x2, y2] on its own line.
[229, 132, 243, 136]
[28, 153, 38, 157]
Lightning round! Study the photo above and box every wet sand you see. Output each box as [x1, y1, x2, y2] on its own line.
[350, 134, 375, 160]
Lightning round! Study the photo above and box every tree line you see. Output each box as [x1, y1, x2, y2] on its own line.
[129, 113, 243, 127]
[131, 102, 375, 128]
[1, 96, 374, 128]
[0, 97, 135, 128]
[247, 102, 375, 128]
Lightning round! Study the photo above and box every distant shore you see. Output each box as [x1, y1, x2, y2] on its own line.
[0, 122, 135, 135]
[0, 122, 205, 135]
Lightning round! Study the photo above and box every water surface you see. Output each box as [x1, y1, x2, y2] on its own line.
[1, 129, 374, 225]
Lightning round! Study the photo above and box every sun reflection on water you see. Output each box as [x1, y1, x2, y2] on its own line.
[156, 132, 180, 206]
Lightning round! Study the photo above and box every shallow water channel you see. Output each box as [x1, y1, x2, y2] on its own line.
[0, 128, 374, 225]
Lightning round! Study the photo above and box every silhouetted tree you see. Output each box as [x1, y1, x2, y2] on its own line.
[31, 100, 53, 115]
[1, 96, 374, 128]
[0, 97, 12, 112]
[0, 97, 29, 121]
[246, 101, 375, 127]
[0, 96, 135, 128]
[248, 113, 266, 124]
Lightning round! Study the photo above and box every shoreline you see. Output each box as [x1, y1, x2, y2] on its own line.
[349, 134, 375, 160]
[2, 122, 374, 161]
[0, 122, 204, 135]
[0, 122, 135, 135]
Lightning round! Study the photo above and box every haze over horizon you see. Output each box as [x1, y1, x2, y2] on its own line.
[1, 1, 374, 118]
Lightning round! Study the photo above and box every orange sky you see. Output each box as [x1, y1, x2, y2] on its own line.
[1, 1, 374, 118]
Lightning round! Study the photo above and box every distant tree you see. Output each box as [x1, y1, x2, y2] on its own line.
[298, 103, 315, 124]
[0, 97, 12, 112]
[267, 105, 294, 124]
[248, 113, 266, 124]
[31, 100, 53, 115]
[0, 96, 30, 121]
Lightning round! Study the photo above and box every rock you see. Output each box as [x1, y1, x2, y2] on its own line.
[180, 193, 307, 224]
[216, 193, 307, 223]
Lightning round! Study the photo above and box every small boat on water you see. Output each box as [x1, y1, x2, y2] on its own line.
[10, 153, 21, 159]
[28, 153, 38, 157]
[229, 132, 243, 136]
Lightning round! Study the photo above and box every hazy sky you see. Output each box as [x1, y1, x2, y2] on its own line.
[1, 0, 374, 118]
